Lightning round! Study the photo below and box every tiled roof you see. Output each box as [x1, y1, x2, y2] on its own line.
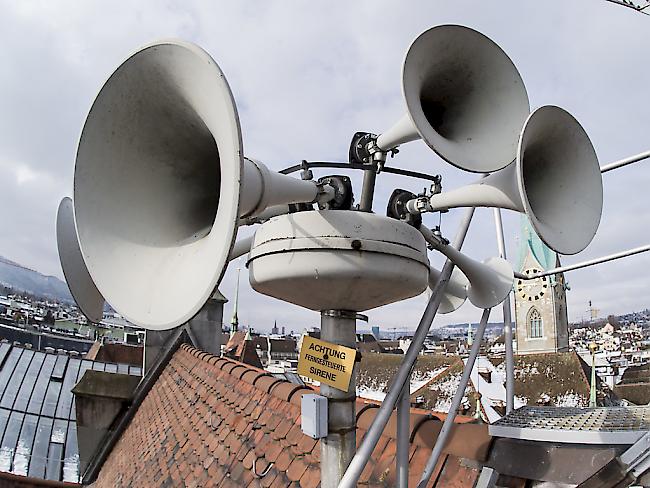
[0, 340, 141, 484]
[91, 344, 492, 487]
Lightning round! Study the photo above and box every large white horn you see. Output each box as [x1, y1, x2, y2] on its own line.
[376, 25, 530, 173]
[56, 197, 105, 323]
[73, 41, 329, 330]
[428, 266, 468, 314]
[422, 106, 603, 255]
[420, 226, 513, 309]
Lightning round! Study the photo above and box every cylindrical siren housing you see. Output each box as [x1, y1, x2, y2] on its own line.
[377, 25, 530, 173]
[425, 106, 603, 255]
[73, 41, 321, 330]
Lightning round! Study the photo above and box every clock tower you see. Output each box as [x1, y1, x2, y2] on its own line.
[514, 217, 569, 354]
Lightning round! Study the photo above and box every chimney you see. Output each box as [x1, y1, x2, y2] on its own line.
[72, 370, 141, 474]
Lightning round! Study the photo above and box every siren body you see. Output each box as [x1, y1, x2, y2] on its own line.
[420, 225, 513, 309]
[428, 266, 468, 314]
[414, 106, 603, 255]
[56, 197, 105, 323]
[374, 24, 530, 173]
[248, 211, 429, 312]
[73, 40, 335, 331]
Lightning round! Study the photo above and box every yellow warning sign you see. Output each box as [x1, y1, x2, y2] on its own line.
[297, 336, 356, 392]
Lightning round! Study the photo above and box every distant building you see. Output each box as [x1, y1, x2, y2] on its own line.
[371, 325, 380, 339]
[514, 217, 569, 354]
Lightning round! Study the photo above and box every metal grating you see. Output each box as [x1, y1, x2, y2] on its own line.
[0, 340, 141, 482]
[489, 405, 650, 444]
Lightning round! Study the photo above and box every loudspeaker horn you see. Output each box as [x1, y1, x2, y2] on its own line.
[428, 266, 468, 314]
[73, 41, 333, 330]
[375, 24, 530, 173]
[56, 197, 105, 323]
[420, 225, 513, 309]
[421, 105, 603, 255]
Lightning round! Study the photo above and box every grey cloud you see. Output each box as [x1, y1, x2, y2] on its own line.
[1, 0, 648, 332]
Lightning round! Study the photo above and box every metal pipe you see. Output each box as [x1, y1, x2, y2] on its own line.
[338, 207, 476, 488]
[229, 236, 254, 261]
[320, 310, 357, 488]
[359, 167, 377, 212]
[515, 245, 650, 280]
[396, 379, 410, 488]
[416, 308, 492, 488]
[601, 150, 650, 173]
[493, 209, 514, 413]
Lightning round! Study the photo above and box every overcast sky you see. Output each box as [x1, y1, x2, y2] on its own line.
[0, 0, 648, 333]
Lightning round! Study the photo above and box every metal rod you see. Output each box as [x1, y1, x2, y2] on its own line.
[359, 167, 377, 212]
[396, 379, 410, 488]
[493, 209, 514, 413]
[601, 150, 650, 173]
[338, 207, 476, 488]
[416, 308, 492, 488]
[279, 161, 442, 182]
[515, 245, 650, 280]
[320, 310, 357, 488]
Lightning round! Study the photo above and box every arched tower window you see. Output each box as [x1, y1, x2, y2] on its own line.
[528, 307, 543, 338]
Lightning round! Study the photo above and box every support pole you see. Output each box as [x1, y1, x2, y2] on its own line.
[417, 308, 492, 488]
[493, 209, 515, 413]
[338, 207, 476, 488]
[359, 167, 377, 212]
[396, 379, 410, 488]
[601, 149, 650, 173]
[320, 310, 357, 488]
[515, 245, 650, 280]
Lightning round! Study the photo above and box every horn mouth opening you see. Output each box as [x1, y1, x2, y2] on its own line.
[518, 106, 603, 255]
[402, 24, 529, 173]
[73, 41, 243, 330]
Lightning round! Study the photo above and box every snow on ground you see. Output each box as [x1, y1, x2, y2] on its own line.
[356, 366, 450, 401]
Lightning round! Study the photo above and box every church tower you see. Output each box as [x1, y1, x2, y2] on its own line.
[514, 217, 569, 354]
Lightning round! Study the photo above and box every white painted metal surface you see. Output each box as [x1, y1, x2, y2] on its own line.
[421, 225, 513, 309]
[425, 106, 603, 255]
[56, 197, 105, 323]
[248, 211, 429, 312]
[377, 25, 530, 173]
[427, 266, 468, 313]
[489, 406, 650, 444]
[73, 40, 328, 330]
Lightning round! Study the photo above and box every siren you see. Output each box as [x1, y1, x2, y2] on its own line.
[415, 105, 603, 255]
[72, 41, 338, 330]
[56, 197, 105, 323]
[373, 24, 530, 173]
[428, 266, 468, 314]
[420, 225, 513, 309]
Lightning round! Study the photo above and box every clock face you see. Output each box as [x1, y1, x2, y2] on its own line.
[516, 268, 549, 301]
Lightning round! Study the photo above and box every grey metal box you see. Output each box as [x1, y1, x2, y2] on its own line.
[301, 393, 328, 439]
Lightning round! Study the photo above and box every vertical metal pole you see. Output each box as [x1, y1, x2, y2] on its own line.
[416, 308, 491, 488]
[493, 209, 515, 413]
[396, 378, 410, 487]
[320, 310, 357, 488]
[338, 207, 476, 488]
[359, 167, 377, 212]
[589, 345, 597, 408]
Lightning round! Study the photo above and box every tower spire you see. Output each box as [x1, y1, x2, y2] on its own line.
[230, 266, 241, 337]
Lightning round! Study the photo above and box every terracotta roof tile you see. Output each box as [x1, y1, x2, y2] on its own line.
[90, 344, 489, 487]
